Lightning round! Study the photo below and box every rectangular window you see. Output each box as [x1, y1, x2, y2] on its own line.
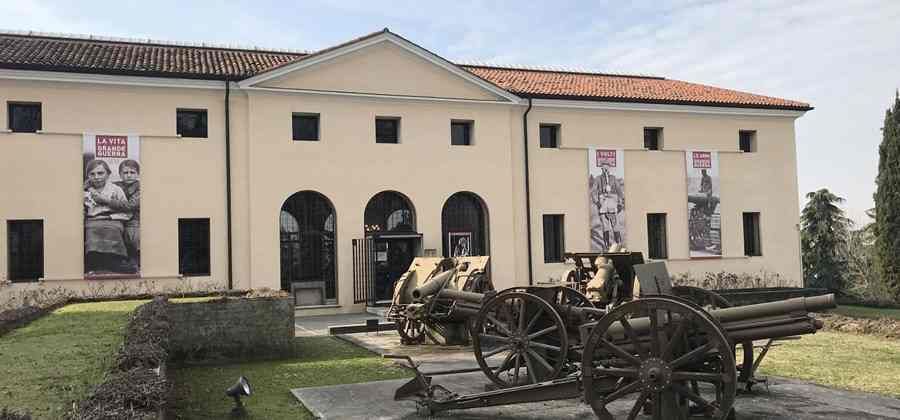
[542, 214, 565, 263]
[739, 130, 757, 153]
[743, 212, 762, 256]
[375, 117, 400, 143]
[451, 120, 473, 146]
[176, 109, 208, 138]
[539, 124, 559, 148]
[7, 102, 42, 133]
[647, 213, 668, 260]
[7, 220, 43, 282]
[178, 218, 210, 276]
[644, 127, 662, 150]
[292, 113, 320, 141]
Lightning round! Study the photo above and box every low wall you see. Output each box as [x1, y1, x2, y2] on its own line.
[715, 287, 830, 306]
[167, 297, 295, 360]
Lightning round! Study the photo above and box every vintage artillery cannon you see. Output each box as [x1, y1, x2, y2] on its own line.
[389, 259, 836, 419]
[386, 256, 493, 345]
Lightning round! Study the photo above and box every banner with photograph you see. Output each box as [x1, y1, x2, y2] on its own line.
[685, 150, 721, 258]
[448, 232, 473, 257]
[83, 134, 141, 277]
[588, 148, 625, 251]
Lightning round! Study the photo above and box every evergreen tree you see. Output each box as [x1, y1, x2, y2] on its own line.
[801, 189, 851, 291]
[874, 91, 900, 301]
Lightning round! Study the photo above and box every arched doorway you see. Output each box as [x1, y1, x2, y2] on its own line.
[280, 191, 336, 306]
[364, 191, 420, 302]
[442, 192, 489, 257]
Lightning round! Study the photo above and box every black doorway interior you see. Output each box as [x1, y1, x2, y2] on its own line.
[364, 191, 421, 303]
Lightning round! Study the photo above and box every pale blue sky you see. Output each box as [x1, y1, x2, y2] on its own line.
[3, 0, 898, 224]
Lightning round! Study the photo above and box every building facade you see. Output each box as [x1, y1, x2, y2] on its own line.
[0, 30, 811, 313]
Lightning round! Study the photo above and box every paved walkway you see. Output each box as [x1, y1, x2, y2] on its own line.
[295, 312, 386, 337]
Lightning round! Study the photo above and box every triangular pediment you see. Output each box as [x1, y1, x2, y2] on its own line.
[240, 30, 518, 102]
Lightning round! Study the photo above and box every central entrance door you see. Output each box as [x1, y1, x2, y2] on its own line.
[373, 235, 418, 302]
[363, 191, 420, 304]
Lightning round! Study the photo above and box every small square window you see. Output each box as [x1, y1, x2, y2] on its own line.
[8, 102, 42, 133]
[178, 218, 210, 276]
[647, 213, 668, 260]
[542, 214, 565, 263]
[644, 127, 662, 150]
[7, 220, 43, 282]
[739, 130, 757, 153]
[177, 109, 208, 138]
[539, 124, 559, 148]
[451, 120, 473, 146]
[376, 117, 400, 144]
[743, 212, 762, 256]
[293, 113, 320, 141]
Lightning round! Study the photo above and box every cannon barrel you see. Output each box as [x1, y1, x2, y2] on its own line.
[411, 269, 457, 300]
[605, 294, 836, 338]
[438, 288, 486, 304]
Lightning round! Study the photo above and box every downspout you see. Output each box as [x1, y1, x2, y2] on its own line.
[522, 98, 534, 285]
[224, 81, 234, 290]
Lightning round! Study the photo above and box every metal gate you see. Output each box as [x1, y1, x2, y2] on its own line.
[352, 237, 375, 305]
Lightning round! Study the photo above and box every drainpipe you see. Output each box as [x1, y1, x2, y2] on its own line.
[224, 81, 234, 290]
[523, 98, 534, 285]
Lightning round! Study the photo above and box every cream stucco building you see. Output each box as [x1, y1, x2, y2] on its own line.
[0, 29, 811, 313]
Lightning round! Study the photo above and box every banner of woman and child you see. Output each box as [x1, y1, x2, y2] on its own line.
[83, 134, 141, 277]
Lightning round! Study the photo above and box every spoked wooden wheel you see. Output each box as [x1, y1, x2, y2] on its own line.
[472, 292, 568, 388]
[396, 317, 426, 344]
[582, 297, 736, 419]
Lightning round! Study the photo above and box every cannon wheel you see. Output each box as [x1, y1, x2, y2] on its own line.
[672, 286, 755, 390]
[472, 291, 569, 388]
[396, 317, 426, 344]
[582, 296, 736, 420]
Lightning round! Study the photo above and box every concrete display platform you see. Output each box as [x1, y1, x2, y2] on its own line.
[292, 372, 900, 419]
[295, 328, 900, 419]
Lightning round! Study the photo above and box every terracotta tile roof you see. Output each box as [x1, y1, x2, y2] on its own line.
[462, 65, 811, 110]
[0, 31, 811, 110]
[0, 32, 305, 80]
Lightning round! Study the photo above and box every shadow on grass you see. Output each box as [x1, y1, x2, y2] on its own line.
[171, 336, 411, 420]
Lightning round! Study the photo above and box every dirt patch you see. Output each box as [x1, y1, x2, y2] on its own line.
[819, 312, 900, 339]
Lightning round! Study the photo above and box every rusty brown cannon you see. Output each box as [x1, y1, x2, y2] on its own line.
[389, 268, 836, 419]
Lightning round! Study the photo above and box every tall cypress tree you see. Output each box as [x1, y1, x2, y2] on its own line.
[874, 91, 900, 301]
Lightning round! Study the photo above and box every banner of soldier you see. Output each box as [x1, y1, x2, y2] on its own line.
[685, 150, 721, 258]
[83, 134, 141, 277]
[588, 148, 625, 252]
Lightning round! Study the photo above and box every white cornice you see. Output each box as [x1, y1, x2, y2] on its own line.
[0, 68, 226, 89]
[237, 31, 521, 104]
[242, 86, 516, 105]
[530, 99, 807, 117]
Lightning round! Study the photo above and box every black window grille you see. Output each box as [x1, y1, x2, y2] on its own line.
[539, 124, 559, 148]
[647, 213, 668, 259]
[739, 130, 756, 153]
[542, 214, 565, 263]
[8, 103, 42, 133]
[441, 192, 488, 257]
[743, 212, 762, 256]
[7, 220, 43, 282]
[177, 109, 208, 138]
[375, 117, 400, 143]
[364, 191, 415, 234]
[281, 191, 337, 300]
[293, 114, 320, 141]
[451, 120, 473, 146]
[178, 218, 210, 276]
[644, 127, 662, 150]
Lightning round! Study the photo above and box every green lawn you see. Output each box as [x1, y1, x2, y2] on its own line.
[0, 300, 147, 419]
[171, 337, 410, 420]
[755, 331, 900, 397]
[831, 304, 900, 320]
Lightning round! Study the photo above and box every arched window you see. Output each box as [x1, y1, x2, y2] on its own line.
[364, 191, 416, 234]
[280, 191, 336, 304]
[442, 192, 489, 257]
